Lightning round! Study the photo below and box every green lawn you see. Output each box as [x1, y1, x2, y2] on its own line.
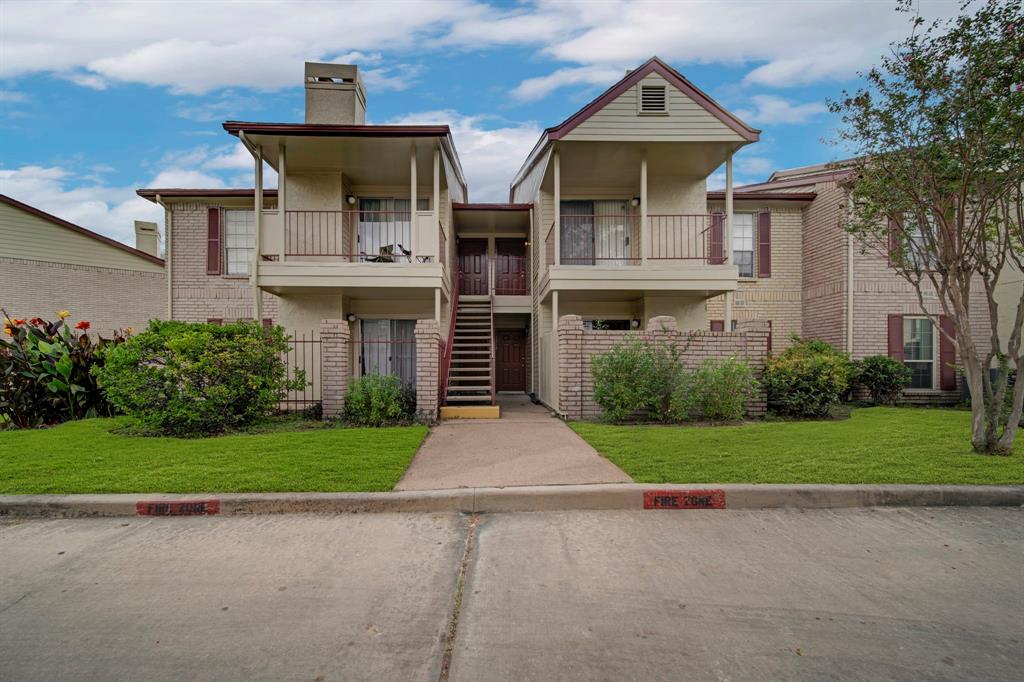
[0, 418, 428, 494]
[570, 407, 1024, 485]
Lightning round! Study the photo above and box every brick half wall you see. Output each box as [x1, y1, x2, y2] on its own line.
[558, 314, 769, 421]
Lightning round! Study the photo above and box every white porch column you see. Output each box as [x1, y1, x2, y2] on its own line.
[640, 153, 648, 265]
[433, 146, 440, 230]
[410, 144, 418, 261]
[553, 148, 561, 266]
[552, 290, 559, 334]
[278, 142, 286, 262]
[435, 287, 441, 323]
[253, 144, 263, 321]
[724, 152, 734, 330]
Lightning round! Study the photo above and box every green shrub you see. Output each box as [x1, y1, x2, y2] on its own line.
[343, 374, 417, 426]
[1, 311, 127, 428]
[693, 357, 760, 421]
[853, 355, 911, 405]
[94, 320, 304, 436]
[764, 337, 853, 418]
[591, 337, 684, 422]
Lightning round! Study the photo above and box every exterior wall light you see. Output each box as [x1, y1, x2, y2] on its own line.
[631, 197, 640, 207]
[346, 313, 357, 322]
[631, 318, 641, 329]
[346, 195, 356, 205]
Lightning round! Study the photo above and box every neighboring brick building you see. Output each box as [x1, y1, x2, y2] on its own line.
[0, 194, 165, 334]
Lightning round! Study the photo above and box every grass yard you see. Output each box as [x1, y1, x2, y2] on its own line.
[570, 407, 1024, 485]
[0, 418, 428, 494]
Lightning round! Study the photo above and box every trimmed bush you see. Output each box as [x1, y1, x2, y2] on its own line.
[94, 320, 304, 436]
[591, 337, 684, 422]
[765, 337, 853, 418]
[1, 311, 127, 428]
[693, 357, 760, 421]
[343, 374, 417, 426]
[853, 355, 911, 405]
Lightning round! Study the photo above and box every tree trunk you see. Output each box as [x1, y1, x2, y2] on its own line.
[994, 370, 1024, 454]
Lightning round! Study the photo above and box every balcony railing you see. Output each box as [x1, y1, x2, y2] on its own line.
[284, 210, 434, 262]
[545, 214, 725, 266]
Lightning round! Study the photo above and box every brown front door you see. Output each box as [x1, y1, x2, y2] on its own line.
[496, 330, 527, 391]
[458, 239, 488, 295]
[495, 238, 527, 295]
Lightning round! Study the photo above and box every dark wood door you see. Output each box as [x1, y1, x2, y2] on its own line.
[495, 238, 527, 295]
[496, 330, 526, 391]
[458, 239, 489, 295]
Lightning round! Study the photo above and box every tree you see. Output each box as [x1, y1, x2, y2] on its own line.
[830, 0, 1024, 454]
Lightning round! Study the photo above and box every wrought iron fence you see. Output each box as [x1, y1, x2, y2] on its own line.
[280, 332, 321, 410]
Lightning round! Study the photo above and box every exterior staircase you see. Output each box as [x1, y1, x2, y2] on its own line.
[444, 295, 494, 405]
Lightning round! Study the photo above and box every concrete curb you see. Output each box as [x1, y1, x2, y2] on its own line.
[0, 484, 1021, 519]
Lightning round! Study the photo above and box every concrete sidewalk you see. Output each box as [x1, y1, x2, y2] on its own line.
[395, 394, 632, 490]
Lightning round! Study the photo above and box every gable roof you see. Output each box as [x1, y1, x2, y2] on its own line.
[0, 193, 164, 266]
[547, 57, 760, 143]
[511, 56, 759, 193]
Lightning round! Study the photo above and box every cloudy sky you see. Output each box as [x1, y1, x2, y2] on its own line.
[0, 0, 960, 247]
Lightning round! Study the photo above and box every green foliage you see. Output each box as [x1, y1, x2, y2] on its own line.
[853, 355, 912, 405]
[94, 320, 304, 436]
[765, 337, 854, 418]
[692, 357, 761, 421]
[1, 311, 127, 428]
[591, 337, 684, 422]
[343, 374, 417, 426]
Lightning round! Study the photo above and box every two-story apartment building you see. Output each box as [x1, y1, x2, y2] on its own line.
[140, 57, 995, 418]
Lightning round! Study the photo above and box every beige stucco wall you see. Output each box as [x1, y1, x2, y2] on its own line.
[0, 257, 165, 335]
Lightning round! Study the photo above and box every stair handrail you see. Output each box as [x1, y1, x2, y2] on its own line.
[489, 290, 496, 406]
[439, 265, 460, 405]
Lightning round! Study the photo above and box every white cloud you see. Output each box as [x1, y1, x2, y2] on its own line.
[362, 64, 424, 92]
[386, 110, 542, 202]
[176, 92, 262, 122]
[0, 90, 27, 103]
[735, 95, 828, 125]
[511, 65, 625, 101]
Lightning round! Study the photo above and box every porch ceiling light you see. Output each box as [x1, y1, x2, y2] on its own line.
[631, 318, 641, 329]
[346, 195, 356, 205]
[631, 197, 640, 207]
[346, 313, 357, 322]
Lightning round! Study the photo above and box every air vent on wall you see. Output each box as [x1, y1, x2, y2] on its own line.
[639, 85, 668, 114]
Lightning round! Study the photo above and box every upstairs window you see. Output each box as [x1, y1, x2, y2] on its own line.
[224, 209, 255, 276]
[733, 213, 755, 277]
[639, 85, 668, 114]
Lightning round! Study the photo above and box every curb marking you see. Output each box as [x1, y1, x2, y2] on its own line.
[644, 489, 726, 510]
[136, 499, 221, 516]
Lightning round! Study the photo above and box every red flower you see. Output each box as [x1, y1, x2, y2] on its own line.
[75, 320, 91, 331]
[29, 317, 44, 326]
[13, 319, 25, 326]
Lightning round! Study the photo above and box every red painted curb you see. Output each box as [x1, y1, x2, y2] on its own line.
[136, 499, 220, 516]
[643, 489, 726, 510]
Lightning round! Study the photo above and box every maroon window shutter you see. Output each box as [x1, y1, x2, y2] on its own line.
[887, 217, 898, 268]
[206, 317, 223, 326]
[766, 320, 773, 353]
[710, 319, 725, 332]
[709, 213, 725, 265]
[939, 315, 956, 390]
[757, 211, 771, 278]
[207, 207, 222, 275]
[887, 314, 904, 361]
[262, 318, 273, 329]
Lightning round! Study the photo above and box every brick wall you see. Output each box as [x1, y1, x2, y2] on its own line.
[557, 314, 769, 420]
[0, 257, 165, 335]
[415, 319, 441, 421]
[801, 180, 849, 348]
[319, 319, 350, 418]
[706, 204, 803, 350]
[168, 202, 278, 322]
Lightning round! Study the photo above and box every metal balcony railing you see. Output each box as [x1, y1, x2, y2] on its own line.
[284, 210, 435, 262]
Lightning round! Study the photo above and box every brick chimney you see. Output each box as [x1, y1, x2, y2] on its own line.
[134, 220, 159, 257]
[304, 62, 367, 125]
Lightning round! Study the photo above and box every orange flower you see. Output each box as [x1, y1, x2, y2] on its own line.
[29, 317, 44, 326]
[13, 319, 25, 326]
[75, 320, 90, 331]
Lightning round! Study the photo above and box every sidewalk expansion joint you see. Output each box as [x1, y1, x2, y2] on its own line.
[439, 513, 478, 682]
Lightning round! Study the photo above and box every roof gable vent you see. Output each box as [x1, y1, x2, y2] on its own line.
[638, 84, 668, 114]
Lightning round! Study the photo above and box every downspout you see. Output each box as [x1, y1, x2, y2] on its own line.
[155, 193, 171, 319]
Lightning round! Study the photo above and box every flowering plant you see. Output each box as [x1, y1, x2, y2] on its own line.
[0, 310, 130, 428]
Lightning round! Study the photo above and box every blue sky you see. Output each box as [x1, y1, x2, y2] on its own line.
[0, 0, 960, 246]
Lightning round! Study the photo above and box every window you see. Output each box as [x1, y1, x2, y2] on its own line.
[583, 319, 631, 331]
[639, 85, 668, 114]
[733, 213, 755, 278]
[224, 209, 255, 275]
[359, 319, 416, 387]
[560, 200, 632, 265]
[357, 198, 429, 262]
[903, 317, 935, 389]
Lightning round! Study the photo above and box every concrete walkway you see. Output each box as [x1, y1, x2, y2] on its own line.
[395, 394, 632, 490]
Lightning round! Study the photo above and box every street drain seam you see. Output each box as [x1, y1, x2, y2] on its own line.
[439, 513, 479, 682]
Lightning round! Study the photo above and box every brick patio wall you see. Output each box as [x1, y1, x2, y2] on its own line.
[557, 314, 770, 421]
[319, 319, 350, 419]
[415, 319, 441, 421]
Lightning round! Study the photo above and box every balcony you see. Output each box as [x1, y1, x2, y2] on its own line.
[539, 213, 736, 297]
[256, 209, 449, 293]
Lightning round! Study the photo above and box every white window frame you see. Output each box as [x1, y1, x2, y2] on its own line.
[903, 316, 938, 391]
[732, 212, 756, 279]
[223, 209, 255, 277]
